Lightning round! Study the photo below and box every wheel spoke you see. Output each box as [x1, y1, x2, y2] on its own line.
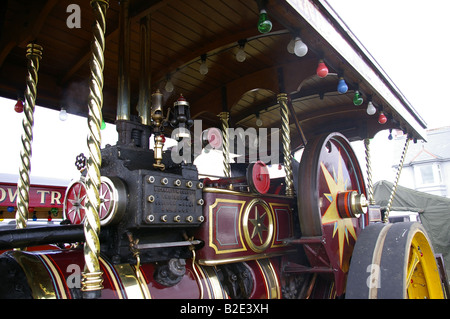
[406, 248, 420, 289]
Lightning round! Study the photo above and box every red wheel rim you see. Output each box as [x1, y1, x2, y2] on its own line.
[64, 181, 87, 224]
[297, 133, 367, 295]
[248, 161, 270, 194]
[99, 181, 112, 220]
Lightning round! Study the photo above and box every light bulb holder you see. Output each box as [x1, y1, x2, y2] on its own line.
[237, 39, 247, 48]
[255, 112, 263, 127]
[199, 54, 208, 75]
[236, 40, 247, 63]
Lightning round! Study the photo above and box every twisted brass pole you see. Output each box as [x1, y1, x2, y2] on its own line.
[384, 137, 410, 222]
[218, 112, 231, 178]
[278, 93, 294, 197]
[15, 43, 43, 230]
[82, 0, 109, 296]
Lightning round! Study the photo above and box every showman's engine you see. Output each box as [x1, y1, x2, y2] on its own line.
[0, 88, 375, 299]
[59, 90, 294, 298]
[1, 0, 447, 301]
[66, 92, 206, 265]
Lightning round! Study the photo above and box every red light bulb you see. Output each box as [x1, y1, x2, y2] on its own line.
[378, 112, 387, 124]
[14, 99, 24, 113]
[316, 59, 328, 78]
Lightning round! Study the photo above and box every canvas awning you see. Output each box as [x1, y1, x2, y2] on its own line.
[374, 180, 450, 278]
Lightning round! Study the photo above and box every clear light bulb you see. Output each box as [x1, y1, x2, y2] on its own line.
[287, 38, 295, 54]
[59, 108, 68, 121]
[366, 101, 376, 115]
[165, 78, 174, 92]
[199, 60, 208, 75]
[255, 114, 263, 127]
[294, 37, 308, 57]
[236, 47, 246, 62]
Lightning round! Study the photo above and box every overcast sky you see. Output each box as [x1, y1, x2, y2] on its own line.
[326, 0, 450, 129]
[0, 99, 118, 185]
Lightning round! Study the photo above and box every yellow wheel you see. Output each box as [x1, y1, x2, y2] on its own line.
[346, 223, 444, 299]
[347, 222, 444, 299]
[378, 222, 444, 299]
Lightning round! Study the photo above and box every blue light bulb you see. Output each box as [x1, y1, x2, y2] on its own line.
[337, 78, 348, 94]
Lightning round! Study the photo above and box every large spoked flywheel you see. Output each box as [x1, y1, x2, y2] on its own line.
[297, 133, 368, 282]
[346, 222, 445, 299]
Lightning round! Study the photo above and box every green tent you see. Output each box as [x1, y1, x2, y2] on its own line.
[374, 180, 450, 279]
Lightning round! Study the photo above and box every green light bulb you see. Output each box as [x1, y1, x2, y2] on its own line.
[51, 207, 58, 216]
[257, 9, 272, 34]
[353, 90, 363, 106]
[101, 118, 106, 130]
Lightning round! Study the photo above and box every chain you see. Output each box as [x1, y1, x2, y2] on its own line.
[384, 137, 410, 222]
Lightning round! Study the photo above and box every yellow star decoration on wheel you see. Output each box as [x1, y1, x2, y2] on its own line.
[320, 153, 357, 269]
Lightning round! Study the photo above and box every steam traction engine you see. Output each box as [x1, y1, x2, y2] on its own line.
[1, 91, 443, 299]
[0, 0, 446, 300]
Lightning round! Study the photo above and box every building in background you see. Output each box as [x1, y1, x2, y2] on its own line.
[396, 126, 450, 198]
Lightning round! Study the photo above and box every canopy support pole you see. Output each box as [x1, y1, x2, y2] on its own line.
[218, 112, 232, 180]
[82, 0, 109, 298]
[15, 43, 43, 231]
[278, 93, 295, 197]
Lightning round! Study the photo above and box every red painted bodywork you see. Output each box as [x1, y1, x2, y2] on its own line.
[194, 190, 295, 264]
